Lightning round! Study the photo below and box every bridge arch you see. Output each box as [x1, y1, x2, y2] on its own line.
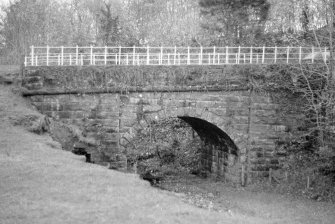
[178, 116, 238, 156]
[150, 104, 241, 181]
[177, 116, 240, 181]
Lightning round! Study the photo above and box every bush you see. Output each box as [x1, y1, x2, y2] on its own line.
[277, 134, 335, 202]
[124, 118, 202, 176]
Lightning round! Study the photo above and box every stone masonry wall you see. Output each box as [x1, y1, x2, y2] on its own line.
[22, 65, 303, 181]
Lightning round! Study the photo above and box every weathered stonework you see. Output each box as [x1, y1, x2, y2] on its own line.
[22, 65, 302, 183]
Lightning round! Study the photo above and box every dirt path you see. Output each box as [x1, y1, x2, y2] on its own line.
[0, 83, 334, 224]
[161, 175, 335, 224]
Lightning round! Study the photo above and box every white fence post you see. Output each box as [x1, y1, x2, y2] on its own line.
[147, 46, 150, 65]
[226, 46, 229, 64]
[262, 46, 265, 64]
[174, 46, 177, 65]
[119, 46, 121, 65]
[187, 46, 190, 65]
[61, 46, 64, 66]
[90, 45, 93, 65]
[105, 46, 107, 65]
[286, 46, 290, 64]
[76, 45, 79, 65]
[200, 46, 203, 65]
[274, 46, 277, 63]
[213, 46, 216, 64]
[238, 46, 241, 64]
[256, 53, 259, 64]
[46, 45, 49, 66]
[160, 46, 163, 65]
[133, 46, 136, 65]
[31, 45, 34, 66]
[250, 46, 253, 64]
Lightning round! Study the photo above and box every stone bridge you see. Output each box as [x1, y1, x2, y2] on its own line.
[21, 65, 303, 183]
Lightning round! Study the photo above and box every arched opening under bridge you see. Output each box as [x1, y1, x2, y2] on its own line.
[178, 116, 240, 181]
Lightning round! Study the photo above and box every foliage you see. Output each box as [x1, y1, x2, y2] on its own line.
[199, 0, 270, 46]
[1, 0, 335, 64]
[246, 63, 335, 201]
[0, 0, 48, 63]
[0, 0, 202, 63]
[98, 2, 121, 45]
[123, 118, 203, 176]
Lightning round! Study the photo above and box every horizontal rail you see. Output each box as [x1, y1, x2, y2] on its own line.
[24, 46, 330, 66]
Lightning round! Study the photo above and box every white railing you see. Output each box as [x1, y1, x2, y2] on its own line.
[24, 46, 330, 67]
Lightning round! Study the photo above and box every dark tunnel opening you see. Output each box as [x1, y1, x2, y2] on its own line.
[178, 116, 239, 156]
[178, 116, 240, 178]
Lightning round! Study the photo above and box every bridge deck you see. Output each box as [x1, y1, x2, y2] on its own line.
[25, 46, 329, 66]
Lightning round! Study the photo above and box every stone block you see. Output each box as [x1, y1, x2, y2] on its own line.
[62, 103, 82, 111]
[119, 95, 130, 104]
[232, 115, 249, 124]
[251, 96, 271, 104]
[143, 105, 162, 112]
[87, 113, 104, 119]
[58, 111, 72, 119]
[209, 109, 226, 117]
[252, 116, 278, 125]
[252, 103, 278, 110]
[195, 101, 212, 109]
[195, 108, 205, 117]
[101, 104, 120, 113]
[233, 124, 248, 132]
[250, 124, 272, 133]
[72, 111, 86, 119]
[30, 96, 44, 102]
[253, 109, 276, 117]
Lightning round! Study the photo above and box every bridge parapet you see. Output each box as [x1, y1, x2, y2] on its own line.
[22, 65, 251, 94]
[24, 46, 327, 67]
